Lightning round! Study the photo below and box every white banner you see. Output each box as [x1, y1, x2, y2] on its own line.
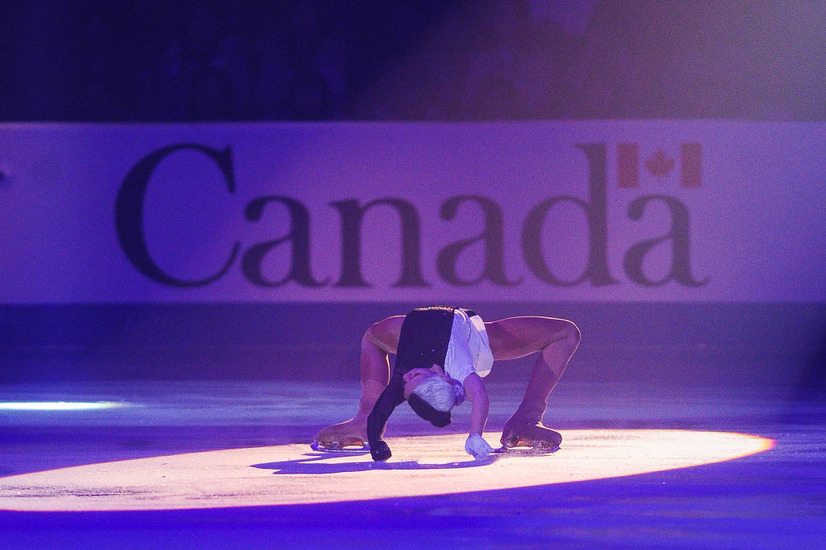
[0, 122, 824, 303]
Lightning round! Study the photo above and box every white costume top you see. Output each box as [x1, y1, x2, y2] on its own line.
[443, 309, 494, 383]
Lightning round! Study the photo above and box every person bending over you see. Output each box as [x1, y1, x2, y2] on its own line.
[315, 306, 581, 461]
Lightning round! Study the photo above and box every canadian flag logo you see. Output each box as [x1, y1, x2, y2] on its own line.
[617, 143, 702, 188]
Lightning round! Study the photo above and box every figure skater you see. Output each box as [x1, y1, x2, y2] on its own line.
[315, 306, 580, 462]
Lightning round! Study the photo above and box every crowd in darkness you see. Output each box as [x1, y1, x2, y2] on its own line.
[1, 0, 824, 122]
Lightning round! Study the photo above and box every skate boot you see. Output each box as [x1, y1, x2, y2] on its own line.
[314, 387, 381, 451]
[314, 417, 368, 450]
[500, 417, 562, 452]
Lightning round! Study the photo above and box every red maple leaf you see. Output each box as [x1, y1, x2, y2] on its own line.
[645, 149, 674, 178]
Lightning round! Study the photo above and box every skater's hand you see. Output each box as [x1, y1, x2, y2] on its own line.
[465, 433, 493, 460]
[370, 439, 391, 461]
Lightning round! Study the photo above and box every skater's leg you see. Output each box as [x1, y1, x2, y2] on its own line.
[315, 315, 404, 448]
[486, 316, 580, 447]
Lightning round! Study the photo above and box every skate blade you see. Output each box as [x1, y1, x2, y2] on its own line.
[493, 444, 560, 455]
[310, 440, 371, 454]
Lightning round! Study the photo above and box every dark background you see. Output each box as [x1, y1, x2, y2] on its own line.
[1, 0, 824, 122]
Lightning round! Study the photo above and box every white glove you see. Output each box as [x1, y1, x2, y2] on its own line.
[465, 433, 494, 460]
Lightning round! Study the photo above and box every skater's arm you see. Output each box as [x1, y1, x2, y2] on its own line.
[366, 371, 405, 461]
[463, 373, 489, 438]
[463, 373, 493, 459]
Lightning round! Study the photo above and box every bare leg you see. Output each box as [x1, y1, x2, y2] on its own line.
[315, 315, 404, 448]
[486, 316, 581, 448]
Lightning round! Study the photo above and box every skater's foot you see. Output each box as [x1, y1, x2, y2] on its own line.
[315, 417, 368, 449]
[500, 418, 562, 451]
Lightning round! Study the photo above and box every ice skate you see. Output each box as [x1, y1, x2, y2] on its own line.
[313, 417, 369, 452]
[499, 418, 562, 453]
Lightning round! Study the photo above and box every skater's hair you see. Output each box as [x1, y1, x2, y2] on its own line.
[411, 376, 465, 412]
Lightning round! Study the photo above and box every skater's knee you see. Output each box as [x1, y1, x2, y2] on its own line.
[362, 316, 403, 354]
[552, 320, 581, 354]
[564, 320, 582, 349]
